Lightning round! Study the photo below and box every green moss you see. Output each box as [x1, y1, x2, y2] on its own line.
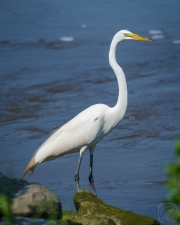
[73, 189, 103, 211]
[63, 190, 160, 225]
[30, 198, 62, 220]
[63, 210, 116, 225]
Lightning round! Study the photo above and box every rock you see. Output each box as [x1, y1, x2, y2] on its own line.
[0, 173, 160, 225]
[0, 172, 62, 220]
[63, 190, 160, 225]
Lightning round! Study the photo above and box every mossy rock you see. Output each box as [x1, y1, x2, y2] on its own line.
[0, 173, 62, 220]
[63, 190, 160, 225]
[63, 211, 116, 225]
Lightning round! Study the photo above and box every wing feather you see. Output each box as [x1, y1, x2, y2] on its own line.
[34, 104, 109, 163]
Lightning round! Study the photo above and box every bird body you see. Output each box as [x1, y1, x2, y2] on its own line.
[23, 30, 152, 196]
[35, 102, 125, 164]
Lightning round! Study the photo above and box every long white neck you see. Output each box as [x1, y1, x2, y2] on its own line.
[107, 34, 128, 129]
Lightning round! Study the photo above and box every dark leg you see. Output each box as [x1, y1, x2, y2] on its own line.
[89, 154, 97, 197]
[74, 154, 83, 192]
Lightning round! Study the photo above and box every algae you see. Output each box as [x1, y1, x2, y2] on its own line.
[62, 190, 160, 225]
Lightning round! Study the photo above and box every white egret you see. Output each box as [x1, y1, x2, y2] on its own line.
[22, 30, 152, 196]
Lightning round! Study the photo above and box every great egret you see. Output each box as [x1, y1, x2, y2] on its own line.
[22, 30, 151, 196]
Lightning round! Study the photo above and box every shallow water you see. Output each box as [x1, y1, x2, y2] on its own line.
[1, 0, 180, 222]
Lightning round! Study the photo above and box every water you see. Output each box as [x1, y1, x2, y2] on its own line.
[1, 0, 180, 222]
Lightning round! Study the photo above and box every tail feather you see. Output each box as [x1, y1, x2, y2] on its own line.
[22, 154, 37, 179]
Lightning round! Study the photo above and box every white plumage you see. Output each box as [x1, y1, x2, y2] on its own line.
[23, 30, 151, 196]
[36, 104, 109, 162]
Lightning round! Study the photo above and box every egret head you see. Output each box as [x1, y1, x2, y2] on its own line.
[115, 30, 152, 42]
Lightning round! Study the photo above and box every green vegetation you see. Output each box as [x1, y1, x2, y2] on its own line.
[0, 176, 13, 225]
[0, 191, 13, 225]
[165, 141, 180, 224]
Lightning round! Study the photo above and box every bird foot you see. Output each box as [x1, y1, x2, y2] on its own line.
[89, 176, 97, 197]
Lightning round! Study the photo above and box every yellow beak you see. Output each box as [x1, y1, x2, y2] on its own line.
[130, 33, 152, 42]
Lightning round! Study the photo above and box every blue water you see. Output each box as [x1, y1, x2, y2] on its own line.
[1, 0, 180, 222]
